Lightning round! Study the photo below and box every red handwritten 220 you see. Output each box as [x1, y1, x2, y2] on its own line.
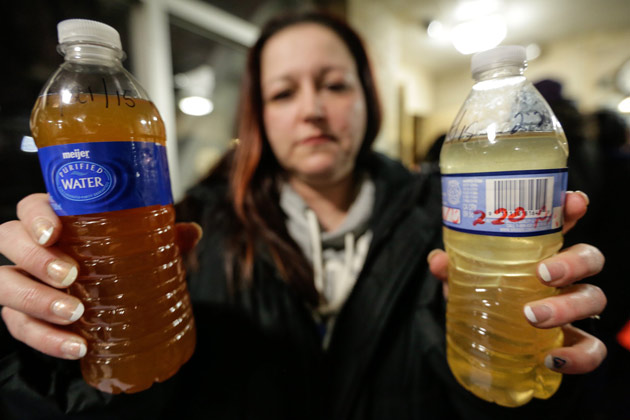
[472, 206, 551, 227]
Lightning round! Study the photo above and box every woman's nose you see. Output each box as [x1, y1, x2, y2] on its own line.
[299, 84, 325, 121]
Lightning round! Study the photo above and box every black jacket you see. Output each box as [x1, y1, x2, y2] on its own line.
[0, 153, 592, 419]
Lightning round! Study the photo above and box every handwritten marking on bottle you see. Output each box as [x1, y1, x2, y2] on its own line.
[56, 79, 136, 117]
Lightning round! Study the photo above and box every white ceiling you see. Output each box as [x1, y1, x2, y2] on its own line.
[380, 0, 630, 72]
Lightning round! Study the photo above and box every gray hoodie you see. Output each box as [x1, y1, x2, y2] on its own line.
[279, 175, 375, 348]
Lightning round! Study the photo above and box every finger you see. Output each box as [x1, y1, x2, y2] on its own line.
[543, 324, 607, 374]
[428, 248, 449, 298]
[0, 220, 78, 288]
[2, 307, 87, 360]
[523, 283, 606, 328]
[16, 193, 62, 247]
[536, 243, 605, 287]
[428, 249, 448, 280]
[562, 191, 589, 234]
[175, 222, 203, 256]
[0, 265, 84, 325]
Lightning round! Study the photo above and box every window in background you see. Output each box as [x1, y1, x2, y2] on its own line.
[170, 20, 248, 191]
[167, 0, 339, 192]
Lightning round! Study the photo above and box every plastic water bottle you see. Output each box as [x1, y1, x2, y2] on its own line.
[30, 19, 196, 394]
[439, 46, 568, 407]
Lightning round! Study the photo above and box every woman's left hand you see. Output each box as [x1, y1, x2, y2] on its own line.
[427, 191, 607, 374]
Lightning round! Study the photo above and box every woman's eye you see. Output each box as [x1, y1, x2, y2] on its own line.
[326, 82, 348, 92]
[270, 90, 293, 101]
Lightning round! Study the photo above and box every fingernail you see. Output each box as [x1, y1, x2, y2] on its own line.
[47, 260, 78, 287]
[33, 218, 54, 245]
[51, 299, 84, 322]
[191, 222, 203, 245]
[574, 190, 590, 206]
[191, 222, 203, 238]
[538, 262, 565, 283]
[524, 304, 552, 323]
[427, 249, 441, 264]
[538, 263, 552, 282]
[545, 354, 567, 371]
[61, 339, 87, 359]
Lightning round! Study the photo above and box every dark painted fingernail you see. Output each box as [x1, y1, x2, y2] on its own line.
[545, 355, 567, 370]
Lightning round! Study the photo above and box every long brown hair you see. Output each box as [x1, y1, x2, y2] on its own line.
[225, 10, 382, 305]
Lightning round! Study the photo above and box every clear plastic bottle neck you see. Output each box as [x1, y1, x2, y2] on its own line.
[58, 42, 125, 66]
[472, 64, 527, 91]
[473, 64, 525, 82]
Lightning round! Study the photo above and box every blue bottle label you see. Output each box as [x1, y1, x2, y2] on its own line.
[38, 141, 173, 216]
[441, 169, 568, 237]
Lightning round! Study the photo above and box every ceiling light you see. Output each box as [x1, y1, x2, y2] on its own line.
[618, 97, 630, 113]
[175, 65, 216, 116]
[427, 20, 446, 40]
[451, 15, 507, 55]
[455, 0, 500, 21]
[179, 96, 214, 116]
[525, 43, 541, 61]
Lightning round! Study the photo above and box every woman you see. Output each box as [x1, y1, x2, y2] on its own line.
[0, 10, 606, 420]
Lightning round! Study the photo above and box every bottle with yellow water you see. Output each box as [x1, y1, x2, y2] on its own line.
[440, 46, 568, 407]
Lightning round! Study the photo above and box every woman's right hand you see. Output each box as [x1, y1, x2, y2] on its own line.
[0, 193, 86, 359]
[0, 194, 204, 361]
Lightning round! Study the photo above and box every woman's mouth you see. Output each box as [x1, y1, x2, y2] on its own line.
[300, 134, 336, 145]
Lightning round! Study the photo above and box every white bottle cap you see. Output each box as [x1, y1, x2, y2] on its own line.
[471, 45, 527, 77]
[57, 19, 122, 50]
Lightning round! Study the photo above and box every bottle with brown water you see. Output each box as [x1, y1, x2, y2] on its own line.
[30, 19, 196, 394]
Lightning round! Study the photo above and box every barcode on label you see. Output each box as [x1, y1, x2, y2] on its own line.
[485, 177, 553, 217]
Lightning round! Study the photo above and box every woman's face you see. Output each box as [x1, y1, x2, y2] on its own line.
[260, 23, 367, 186]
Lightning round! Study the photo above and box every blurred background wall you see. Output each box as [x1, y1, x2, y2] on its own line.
[3, 0, 629, 209]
